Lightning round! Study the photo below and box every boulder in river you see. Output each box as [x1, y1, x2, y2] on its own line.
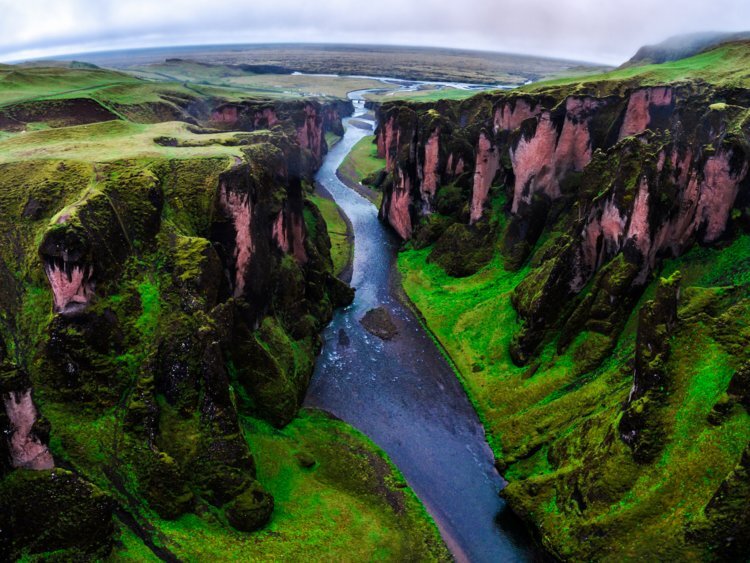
[360, 307, 398, 340]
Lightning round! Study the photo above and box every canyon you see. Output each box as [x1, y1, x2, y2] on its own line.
[0, 82, 446, 560]
[376, 40, 750, 559]
[1, 37, 750, 561]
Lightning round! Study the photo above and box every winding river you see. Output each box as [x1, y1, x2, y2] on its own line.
[304, 92, 538, 562]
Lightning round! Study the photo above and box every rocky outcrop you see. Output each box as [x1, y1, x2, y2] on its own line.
[376, 85, 750, 360]
[619, 273, 681, 461]
[618, 87, 673, 138]
[0, 468, 114, 560]
[0, 96, 353, 558]
[210, 99, 352, 165]
[470, 132, 500, 222]
[3, 389, 54, 470]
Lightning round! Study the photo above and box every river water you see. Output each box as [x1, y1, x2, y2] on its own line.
[304, 91, 537, 562]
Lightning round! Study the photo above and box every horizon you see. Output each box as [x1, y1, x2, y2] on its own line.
[2, 0, 749, 65]
[6, 40, 612, 68]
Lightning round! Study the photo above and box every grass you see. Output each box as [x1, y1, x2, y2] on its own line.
[398, 228, 750, 557]
[340, 135, 382, 181]
[0, 66, 141, 107]
[324, 131, 341, 149]
[337, 134, 385, 206]
[111, 410, 448, 561]
[0, 120, 245, 163]
[309, 193, 351, 278]
[526, 40, 750, 92]
[366, 86, 490, 103]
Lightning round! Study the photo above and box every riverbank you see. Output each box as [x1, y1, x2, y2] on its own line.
[311, 184, 354, 283]
[335, 134, 383, 207]
[305, 89, 538, 562]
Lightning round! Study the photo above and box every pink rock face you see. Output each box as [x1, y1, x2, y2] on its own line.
[619, 87, 673, 139]
[697, 151, 748, 241]
[383, 117, 399, 172]
[493, 99, 540, 133]
[44, 262, 94, 315]
[254, 108, 278, 129]
[582, 198, 627, 271]
[290, 213, 307, 264]
[510, 98, 598, 214]
[470, 132, 500, 223]
[577, 146, 748, 288]
[388, 171, 413, 239]
[297, 104, 324, 163]
[3, 389, 54, 470]
[420, 129, 441, 210]
[509, 113, 559, 213]
[272, 212, 289, 254]
[445, 153, 464, 177]
[626, 176, 652, 255]
[557, 97, 599, 171]
[272, 210, 308, 264]
[211, 106, 239, 125]
[220, 185, 254, 297]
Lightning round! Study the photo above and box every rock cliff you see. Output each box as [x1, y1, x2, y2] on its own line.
[381, 61, 750, 559]
[0, 98, 352, 560]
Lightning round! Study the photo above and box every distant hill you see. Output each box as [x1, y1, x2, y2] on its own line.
[17, 60, 101, 70]
[623, 31, 750, 67]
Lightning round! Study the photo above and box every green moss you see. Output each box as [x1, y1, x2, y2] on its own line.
[135, 281, 161, 339]
[309, 193, 351, 278]
[107, 519, 161, 562]
[337, 135, 385, 188]
[525, 40, 750, 93]
[399, 228, 750, 559]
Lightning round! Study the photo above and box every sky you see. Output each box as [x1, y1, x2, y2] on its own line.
[0, 0, 749, 65]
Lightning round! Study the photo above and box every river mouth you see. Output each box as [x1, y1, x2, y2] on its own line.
[304, 91, 540, 562]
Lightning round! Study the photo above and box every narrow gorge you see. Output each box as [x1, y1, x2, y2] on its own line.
[373, 43, 750, 559]
[1, 35, 750, 562]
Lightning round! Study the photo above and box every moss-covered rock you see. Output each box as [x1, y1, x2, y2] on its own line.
[428, 222, 496, 277]
[223, 480, 274, 532]
[0, 468, 114, 560]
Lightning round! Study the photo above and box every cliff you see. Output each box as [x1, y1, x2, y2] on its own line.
[0, 98, 354, 559]
[386, 42, 750, 560]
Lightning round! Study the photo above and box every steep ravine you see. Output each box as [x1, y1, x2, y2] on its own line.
[372, 55, 750, 560]
[305, 91, 539, 562]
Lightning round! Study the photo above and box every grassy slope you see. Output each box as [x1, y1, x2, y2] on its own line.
[397, 43, 750, 558]
[0, 61, 446, 558]
[309, 193, 352, 278]
[337, 135, 385, 206]
[0, 66, 141, 106]
[524, 40, 750, 92]
[110, 410, 448, 561]
[366, 87, 489, 104]
[0, 120, 247, 163]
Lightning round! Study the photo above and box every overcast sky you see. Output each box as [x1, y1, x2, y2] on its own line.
[1, 0, 749, 65]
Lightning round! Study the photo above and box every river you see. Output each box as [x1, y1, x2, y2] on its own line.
[304, 91, 538, 562]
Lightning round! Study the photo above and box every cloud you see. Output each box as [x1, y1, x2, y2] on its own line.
[0, 0, 748, 64]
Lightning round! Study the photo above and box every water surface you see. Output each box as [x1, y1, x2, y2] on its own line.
[305, 91, 537, 563]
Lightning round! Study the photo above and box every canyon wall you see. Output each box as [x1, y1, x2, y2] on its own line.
[377, 81, 750, 559]
[376, 84, 750, 356]
[0, 100, 351, 559]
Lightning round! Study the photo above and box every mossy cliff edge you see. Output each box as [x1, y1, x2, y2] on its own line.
[382, 41, 750, 560]
[0, 83, 447, 561]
